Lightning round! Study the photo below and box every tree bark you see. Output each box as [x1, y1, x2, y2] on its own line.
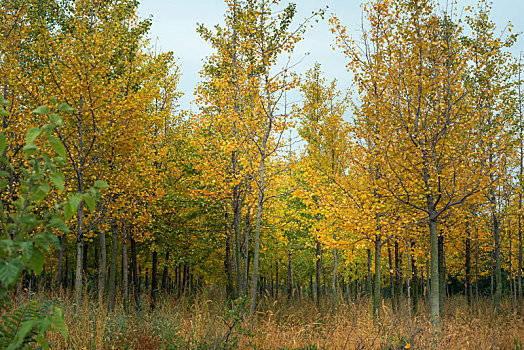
[98, 227, 107, 307]
[122, 218, 128, 313]
[108, 221, 118, 312]
[316, 240, 322, 306]
[465, 230, 472, 306]
[429, 217, 440, 331]
[438, 231, 445, 318]
[249, 151, 266, 315]
[151, 250, 158, 310]
[57, 233, 65, 288]
[162, 251, 170, 291]
[373, 237, 381, 318]
[130, 236, 140, 310]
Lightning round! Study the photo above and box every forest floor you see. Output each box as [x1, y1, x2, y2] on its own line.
[12, 287, 524, 349]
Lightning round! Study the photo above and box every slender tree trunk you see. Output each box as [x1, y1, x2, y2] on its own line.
[316, 240, 321, 306]
[287, 250, 293, 303]
[411, 240, 418, 314]
[225, 212, 234, 298]
[74, 200, 85, 308]
[122, 218, 128, 313]
[74, 238, 83, 307]
[130, 237, 140, 310]
[367, 248, 372, 296]
[249, 151, 266, 315]
[82, 241, 88, 275]
[243, 207, 251, 295]
[387, 242, 394, 303]
[429, 216, 440, 331]
[332, 239, 339, 313]
[465, 231, 472, 306]
[394, 241, 401, 312]
[275, 260, 279, 298]
[438, 231, 445, 317]
[517, 213, 523, 305]
[493, 205, 502, 311]
[57, 234, 65, 287]
[162, 251, 170, 291]
[108, 221, 118, 312]
[151, 250, 158, 310]
[98, 227, 107, 307]
[373, 237, 381, 318]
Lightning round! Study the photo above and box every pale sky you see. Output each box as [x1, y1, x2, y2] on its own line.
[137, 0, 524, 110]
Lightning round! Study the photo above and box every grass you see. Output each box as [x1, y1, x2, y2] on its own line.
[10, 286, 524, 349]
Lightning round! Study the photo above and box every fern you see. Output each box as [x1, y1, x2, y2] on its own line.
[0, 299, 66, 350]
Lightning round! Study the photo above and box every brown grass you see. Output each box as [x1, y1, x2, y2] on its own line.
[13, 287, 522, 349]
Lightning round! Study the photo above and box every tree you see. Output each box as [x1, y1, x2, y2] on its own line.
[331, 0, 515, 330]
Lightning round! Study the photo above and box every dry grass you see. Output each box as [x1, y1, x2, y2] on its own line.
[12, 287, 522, 349]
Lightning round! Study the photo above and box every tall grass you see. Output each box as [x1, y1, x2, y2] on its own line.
[13, 286, 522, 349]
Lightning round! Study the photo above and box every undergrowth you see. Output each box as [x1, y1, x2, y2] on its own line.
[16, 286, 521, 349]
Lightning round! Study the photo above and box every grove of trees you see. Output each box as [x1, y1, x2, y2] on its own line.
[1, 0, 523, 345]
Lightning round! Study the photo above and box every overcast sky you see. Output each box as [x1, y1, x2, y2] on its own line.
[137, 0, 524, 110]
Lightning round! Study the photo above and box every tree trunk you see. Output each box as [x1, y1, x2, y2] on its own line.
[287, 250, 293, 303]
[493, 209, 502, 311]
[98, 227, 107, 307]
[57, 234, 65, 287]
[438, 231, 445, 317]
[394, 241, 401, 312]
[130, 237, 140, 310]
[367, 248, 372, 296]
[316, 240, 321, 306]
[225, 213, 234, 298]
[249, 152, 266, 315]
[517, 215, 522, 305]
[122, 218, 128, 313]
[373, 237, 381, 318]
[465, 231, 472, 306]
[162, 251, 170, 291]
[151, 250, 158, 310]
[387, 242, 394, 303]
[82, 240, 88, 275]
[74, 238, 83, 308]
[429, 217, 440, 331]
[411, 240, 418, 314]
[243, 207, 251, 295]
[108, 221, 118, 312]
[74, 200, 85, 308]
[332, 240, 339, 313]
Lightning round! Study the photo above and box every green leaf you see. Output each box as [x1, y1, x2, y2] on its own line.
[49, 113, 63, 127]
[8, 320, 35, 350]
[44, 231, 61, 248]
[34, 335, 51, 350]
[32, 105, 50, 115]
[63, 202, 74, 221]
[22, 143, 37, 157]
[84, 193, 96, 212]
[0, 130, 6, 155]
[29, 247, 44, 274]
[34, 234, 50, 252]
[94, 180, 109, 188]
[0, 96, 8, 105]
[48, 135, 67, 159]
[57, 102, 74, 113]
[68, 193, 83, 213]
[0, 107, 9, 116]
[51, 307, 68, 338]
[26, 127, 42, 145]
[50, 172, 65, 192]
[49, 217, 70, 233]
[0, 257, 21, 286]
[22, 242, 33, 260]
